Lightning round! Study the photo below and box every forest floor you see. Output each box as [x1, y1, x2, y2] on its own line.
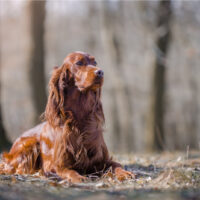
[0, 151, 200, 200]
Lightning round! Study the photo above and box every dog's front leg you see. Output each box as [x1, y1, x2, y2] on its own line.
[56, 168, 87, 183]
[109, 161, 135, 181]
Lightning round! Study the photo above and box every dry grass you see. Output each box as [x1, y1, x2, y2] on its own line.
[0, 151, 200, 200]
[1, 151, 200, 190]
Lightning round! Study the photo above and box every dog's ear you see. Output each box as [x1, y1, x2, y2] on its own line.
[45, 65, 72, 127]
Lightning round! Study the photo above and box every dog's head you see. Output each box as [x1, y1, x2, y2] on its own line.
[61, 51, 104, 91]
[45, 52, 104, 127]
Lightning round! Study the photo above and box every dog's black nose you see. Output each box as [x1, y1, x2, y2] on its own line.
[95, 70, 104, 78]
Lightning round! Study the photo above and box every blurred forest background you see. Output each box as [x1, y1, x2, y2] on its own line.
[0, 0, 200, 153]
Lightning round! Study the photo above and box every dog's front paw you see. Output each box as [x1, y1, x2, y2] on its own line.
[114, 167, 135, 181]
[68, 172, 87, 183]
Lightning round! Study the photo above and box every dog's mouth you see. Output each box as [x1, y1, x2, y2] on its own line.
[93, 76, 104, 87]
[89, 80, 103, 91]
[78, 78, 103, 92]
[93, 77, 103, 86]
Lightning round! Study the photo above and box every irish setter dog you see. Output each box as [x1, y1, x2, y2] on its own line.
[0, 52, 134, 183]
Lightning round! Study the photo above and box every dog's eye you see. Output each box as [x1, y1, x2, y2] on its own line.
[76, 61, 84, 66]
[93, 61, 97, 66]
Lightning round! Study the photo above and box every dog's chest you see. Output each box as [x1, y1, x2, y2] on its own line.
[74, 131, 105, 172]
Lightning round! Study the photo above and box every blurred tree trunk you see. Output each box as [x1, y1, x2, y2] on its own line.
[100, 1, 133, 152]
[0, 11, 11, 150]
[164, 2, 200, 150]
[148, 1, 172, 151]
[1, 1, 46, 141]
[30, 0, 47, 122]
[0, 100, 11, 151]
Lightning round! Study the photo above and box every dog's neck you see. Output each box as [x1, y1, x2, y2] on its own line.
[64, 87, 104, 128]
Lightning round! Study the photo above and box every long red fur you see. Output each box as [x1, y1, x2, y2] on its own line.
[0, 52, 134, 183]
